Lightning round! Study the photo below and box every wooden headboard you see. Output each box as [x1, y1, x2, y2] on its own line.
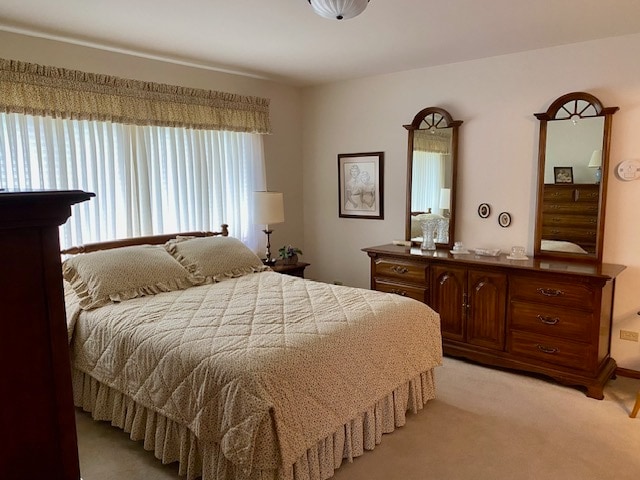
[61, 224, 229, 255]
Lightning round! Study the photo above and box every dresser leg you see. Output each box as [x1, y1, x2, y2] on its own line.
[585, 385, 604, 400]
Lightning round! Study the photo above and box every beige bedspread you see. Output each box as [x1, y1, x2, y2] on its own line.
[66, 271, 442, 477]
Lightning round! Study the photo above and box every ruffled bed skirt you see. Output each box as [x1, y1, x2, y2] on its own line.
[72, 368, 436, 480]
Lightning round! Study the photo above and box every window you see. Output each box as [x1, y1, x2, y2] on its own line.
[411, 150, 445, 214]
[0, 113, 265, 250]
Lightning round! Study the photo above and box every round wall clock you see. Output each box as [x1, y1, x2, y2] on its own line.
[478, 203, 491, 218]
[498, 212, 512, 228]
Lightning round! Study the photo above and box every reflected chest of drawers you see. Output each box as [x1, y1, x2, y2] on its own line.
[363, 244, 625, 399]
[541, 184, 599, 252]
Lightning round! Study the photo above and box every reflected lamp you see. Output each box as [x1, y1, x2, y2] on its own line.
[588, 149, 602, 184]
[439, 188, 451, 217]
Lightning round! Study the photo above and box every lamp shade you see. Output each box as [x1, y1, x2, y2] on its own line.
[308, 0, 369, 20]
[588, 149, 602, 168]
[254, 191, 284, 225]
[439, 188, 451, 209]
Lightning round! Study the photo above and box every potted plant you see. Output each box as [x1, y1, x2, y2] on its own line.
[278, 245, 303, 265]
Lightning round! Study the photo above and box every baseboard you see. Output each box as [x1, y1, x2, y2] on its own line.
[616, 367, 640, 379]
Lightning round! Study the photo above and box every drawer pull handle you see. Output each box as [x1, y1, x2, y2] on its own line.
[536, 344, 558, 354]
[537, 288, 564, 297]
[390, 289, 407, 296]
[391, 266, 409, 274]
[537, 315, 559, 325]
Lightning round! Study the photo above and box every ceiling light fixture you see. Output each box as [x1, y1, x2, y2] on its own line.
[307, 0, 370, 20]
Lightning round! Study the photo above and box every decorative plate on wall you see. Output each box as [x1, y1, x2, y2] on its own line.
[498, 212, 512, 228]
[478, 203, 491, 218]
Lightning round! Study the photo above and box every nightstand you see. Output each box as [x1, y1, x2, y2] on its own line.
[271, 261, 310, 278]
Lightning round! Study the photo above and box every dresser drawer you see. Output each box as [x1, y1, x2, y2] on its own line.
[509, 301, 591, 342]
[542, 213, 599, 228]
[543, 186, 599, 203]
[541, 226, 597, 244]
[542, 202, 599, 216]
[373, 257, 428, 284]
[509, 330, 591, 370]
[509, 276, 595, 310]
[374, 279, 428, 303]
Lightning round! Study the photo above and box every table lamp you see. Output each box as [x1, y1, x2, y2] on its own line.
[588, 149, 602, 184]
[439, 188, 451, 217]
[253, 191, 284, 265]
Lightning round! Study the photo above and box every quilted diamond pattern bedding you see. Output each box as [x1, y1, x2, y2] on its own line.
[66, 271, 442, 477]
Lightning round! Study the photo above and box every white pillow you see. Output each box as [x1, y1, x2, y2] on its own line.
[165, 236, 269, 283]
[62, 244, 199, 310]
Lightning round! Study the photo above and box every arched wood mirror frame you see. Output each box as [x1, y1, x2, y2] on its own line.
[533, 92, 618, 263]
[404, 107, 462, 250]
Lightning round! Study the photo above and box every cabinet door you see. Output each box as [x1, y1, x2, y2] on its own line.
[467, 270, 507, 350]
[431, 265, 466, 341]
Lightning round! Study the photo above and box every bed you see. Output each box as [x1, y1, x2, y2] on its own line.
[62, 228, 442, 480]
[540, 239, 589, 254]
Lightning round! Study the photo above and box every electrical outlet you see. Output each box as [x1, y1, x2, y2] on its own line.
[620, 330, 639, 342]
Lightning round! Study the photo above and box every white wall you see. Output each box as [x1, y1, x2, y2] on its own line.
[302, 33, 640, 369]
[0, 30, 304, 257]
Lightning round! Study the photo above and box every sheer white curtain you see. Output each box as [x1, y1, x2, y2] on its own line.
[0, 112, 265, 250]
[411, 151, 445, 214]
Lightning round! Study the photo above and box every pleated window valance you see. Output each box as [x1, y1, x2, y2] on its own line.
[0, 58, 271, 134]
[413, 130, 451, 154]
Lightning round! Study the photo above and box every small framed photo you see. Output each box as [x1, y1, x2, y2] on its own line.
[498, 212, 512, 228]
[477, 203, 491, 219]
[338, 151, 384, 219]
[554, 166, 574, 184]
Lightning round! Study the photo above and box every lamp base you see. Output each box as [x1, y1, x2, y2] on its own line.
[262, 228, 275, 265]
[594, 167, 602, 184]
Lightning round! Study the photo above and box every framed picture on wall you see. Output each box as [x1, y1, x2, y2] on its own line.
[338, 151, 384, 219]
[554, 166, 574, 184]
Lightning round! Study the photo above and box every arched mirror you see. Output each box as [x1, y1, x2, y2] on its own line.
[534, 92, 618, 263]
[404, 107, 462, 250]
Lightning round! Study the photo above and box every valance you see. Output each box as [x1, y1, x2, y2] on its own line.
[413, 130, 451, 153]
[0, 58, 271, 134]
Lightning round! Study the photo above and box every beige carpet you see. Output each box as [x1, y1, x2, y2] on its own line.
[76, 357, 640, 480]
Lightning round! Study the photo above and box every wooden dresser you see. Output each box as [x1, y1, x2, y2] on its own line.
[363, 244, 625, 399]
[0, 190, 93, 480]
[541, 184, 599, 252]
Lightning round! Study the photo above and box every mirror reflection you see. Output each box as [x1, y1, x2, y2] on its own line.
[541, 117, 604, 255]
[405, 107, 461, 249]
[534, 92, 618, 262]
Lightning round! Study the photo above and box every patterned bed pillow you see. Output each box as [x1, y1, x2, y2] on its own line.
[62, 244, 200, 310]
[165, 236, 269, 283]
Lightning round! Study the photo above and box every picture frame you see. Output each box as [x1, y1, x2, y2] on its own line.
[338, 151, 384, 219]
[498, 211, 512, 228]
[554, 166, 574, 184]
[477, 203, 491, 219]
